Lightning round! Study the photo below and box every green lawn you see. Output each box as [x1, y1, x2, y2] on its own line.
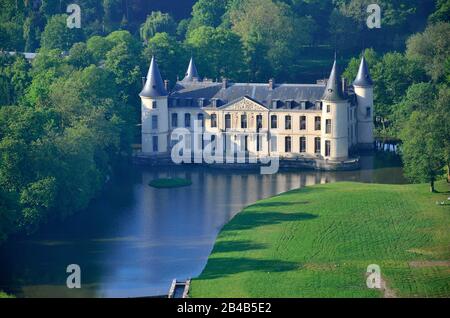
[148, 178, 192, 189]
[190, 181, 450, 298]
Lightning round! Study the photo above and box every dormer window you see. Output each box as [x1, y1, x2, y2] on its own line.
[272, 100, 279, 109]
[300, 101, 306, 109]
[211, 99, 219, 108]
[152, 101, 157, 109]
[286, 100, 293, 109]
[315, 101, 322, 110]
[198, 98, 204, 108]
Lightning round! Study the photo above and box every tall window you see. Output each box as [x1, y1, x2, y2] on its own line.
[314, 137, 321, 154]
[185, 113, 191, 128]
[300, 137, 306, 153]
[211, 113, 217, 128]
[151, 115, 158, 130]
[256, 115, 263, 130]
[285, 115, 292, 130]
[325, 140, 331, 157]
[152, 136, 158, 152]
[256, 134, 261, 152]
[225, 114, 231, 129]
[152, 101, 157, 109]
[366, 107, 371, 117]
[327, 105, 331, 113]
[300, 116, 306, 130]
[326, 119, 331, 134]
[285, 136, 292, 153]
[243, 135, 248, 152]
[271, 135, 277, 152]
[171, 113, 178, 128]
[241, 114, 247, 129]
[271, 115, 277, 129]
[211, 135, 216, 156]
[197, 113, 204, 128]
[315, 116, 321, 131]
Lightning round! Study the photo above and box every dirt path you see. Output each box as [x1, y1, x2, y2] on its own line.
[380, 276, 397, 298]
[409, 260, 450, 268]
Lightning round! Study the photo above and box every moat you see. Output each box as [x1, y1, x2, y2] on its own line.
[0, 151, 406, 297]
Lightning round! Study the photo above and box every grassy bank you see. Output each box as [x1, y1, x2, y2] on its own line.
[190, 181, 450, 298]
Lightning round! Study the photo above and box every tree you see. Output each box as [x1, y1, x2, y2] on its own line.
[105, 30, 141, 55]
[392, 83, 437, 136]
[0, 54, 31, 106]
[331, 0, 435, 52]
[400, 111, 446, 192]
[86, 35, 114, 62]
[176, 18, 191, 40]
[371, 52, 426, 134]
[103, 0, 123, 32]
[228, 0, 315, 81]
[406, 22, 450, 83]
[139, 11, 177, 43]
[104, 42, 142, 104]
[185, 26, 245, 81]
[0, 21, 25, 51]
[188, 0, 230, 31]
[23, 12, 44, 52]
[19, 176, 57, 233]
[144, 32, 187, 84]
[40, 14, 83, 51]
[68, 42, 94, 68]
[433, 87, 450, 182]
[429, 0, 450, 23]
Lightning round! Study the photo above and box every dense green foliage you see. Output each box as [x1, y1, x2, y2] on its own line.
[0, 34, 140, 241]
[191, 181, 450, 297]
[0, 0, 449, 243]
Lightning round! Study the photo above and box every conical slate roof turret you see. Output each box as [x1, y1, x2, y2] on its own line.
[140, 56, 167, 98]
[353, 55, 373, 87]
[322, 58, 345, 102]
[183, 57, 199, 81]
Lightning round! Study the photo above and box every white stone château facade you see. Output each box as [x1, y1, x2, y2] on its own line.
[139, 55, 374, 166]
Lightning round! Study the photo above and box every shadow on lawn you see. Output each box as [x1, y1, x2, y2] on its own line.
[224, 212, 318, 231]
[250, 201, 310, 208]
[197, 257, 299, 280]
[211, 240, 267, 254]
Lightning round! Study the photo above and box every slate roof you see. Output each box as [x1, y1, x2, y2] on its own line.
[182, 57, 199, 82]
[322, 59, 345, 102]
[169, 81, 327, 109]
[353, 56, 373, 87]
[140, 56, 167, 98]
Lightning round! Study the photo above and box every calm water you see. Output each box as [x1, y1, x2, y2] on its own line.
[0, 152, 406, 298]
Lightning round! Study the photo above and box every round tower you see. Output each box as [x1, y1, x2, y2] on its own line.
[353, 56, 374, 150]
[140, 56, 169, 155]
[321, 58, 349, 160]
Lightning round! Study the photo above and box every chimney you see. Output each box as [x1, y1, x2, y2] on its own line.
[269, 78, 275, 90]
[164, 79, 170, 92]
[141, 76, 146, 88]
[222, 77, 228, 89]
[342, 77, 347, 94]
